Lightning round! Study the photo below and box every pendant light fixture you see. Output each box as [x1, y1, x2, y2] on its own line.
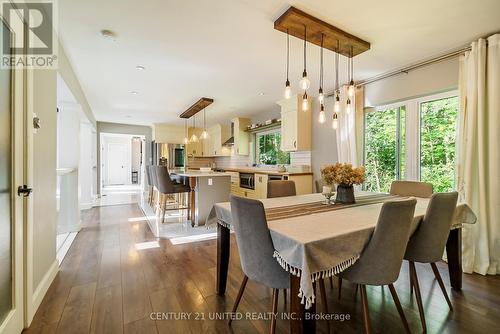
[284, 29, 292, 99]
[348, 45, 355, 98]
[319, 103, 326, 124]
[333, 40, 340, 129]
[201, 107, 208, 139]
[183, 119, 189, 144]
[346, 46, 354, 114]
[299, 25, 310, 91]
[190, 115, 198, 142]
[318, 34, 324, 104]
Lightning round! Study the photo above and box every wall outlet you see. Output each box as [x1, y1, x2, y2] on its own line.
[208, 178, 213, 186]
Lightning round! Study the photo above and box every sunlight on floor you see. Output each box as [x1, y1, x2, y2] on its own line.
[169, 233, 218, 245]
[135, 240, 161, 250]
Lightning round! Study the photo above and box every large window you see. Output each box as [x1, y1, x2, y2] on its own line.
[363, 92, 458, 193]
[420, 96, 458, 192]
[364, 106, 405, 192]
[255, 130, 290, 165]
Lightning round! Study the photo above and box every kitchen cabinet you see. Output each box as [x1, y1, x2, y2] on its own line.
[232, 117, 251, 155]
[254, 173, 268, 198]
[277, 94, 312, 152]
[207, 124, 231, 157]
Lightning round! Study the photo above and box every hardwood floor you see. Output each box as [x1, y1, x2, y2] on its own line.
[25, 204, 500, 333]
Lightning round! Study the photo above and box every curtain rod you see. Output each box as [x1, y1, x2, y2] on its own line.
[356, 46, 471, 87]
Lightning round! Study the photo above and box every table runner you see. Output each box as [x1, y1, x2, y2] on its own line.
[207, 192, 476, 309]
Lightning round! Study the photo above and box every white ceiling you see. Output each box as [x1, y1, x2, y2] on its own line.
[58, 0, 500, 126]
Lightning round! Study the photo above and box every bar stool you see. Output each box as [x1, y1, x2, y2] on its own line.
[154, 166, 191, 223]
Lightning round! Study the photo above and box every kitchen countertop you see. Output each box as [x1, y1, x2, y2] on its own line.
[215, 167, 313, 176]
[170, 170, 232, 177]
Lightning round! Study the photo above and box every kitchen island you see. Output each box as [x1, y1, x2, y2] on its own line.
[170, 170, 231, 226]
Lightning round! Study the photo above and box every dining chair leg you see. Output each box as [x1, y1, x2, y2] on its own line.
[329, 276, 334, 289]
[360, 285, 372, 334]
[319, 278, 330, 333]
[430, 262, 453, 310]
[388, 284, 411, 334]
[409, 261, 427, 332]
[270, 288, 279, 334]
[229, 275, 248, 325]
[355, 284, 359, 297]
[338, 277, 342, 300]
[283, 289, 287, 305]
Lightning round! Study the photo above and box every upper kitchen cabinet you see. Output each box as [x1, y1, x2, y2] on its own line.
[277, 94, 312, 151]
[231, 117, 250, 155]
[207, 124, 231, 157]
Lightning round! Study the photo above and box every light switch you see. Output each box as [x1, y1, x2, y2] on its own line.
[208, 178, 213, 186]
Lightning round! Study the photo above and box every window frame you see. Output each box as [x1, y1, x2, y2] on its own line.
[363, 89, 459, 187]
[253, 128, 289, 166]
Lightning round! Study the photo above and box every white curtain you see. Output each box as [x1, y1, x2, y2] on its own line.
[457, 34, 500, 275]
[335, 85, 358, 165]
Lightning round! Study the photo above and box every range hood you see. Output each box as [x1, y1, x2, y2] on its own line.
[222, 122, 235, 146]
[222, 136, 234, 146]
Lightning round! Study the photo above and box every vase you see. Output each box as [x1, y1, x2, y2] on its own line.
[336, 184, 355, 204]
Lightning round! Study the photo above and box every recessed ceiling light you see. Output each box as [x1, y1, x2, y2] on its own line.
[126, 115, 132, 118]
[135, 65, 145, 70]
[259, 92, 265, 96]
[130, 91, 138, 95]
[100, 29, 117, 41]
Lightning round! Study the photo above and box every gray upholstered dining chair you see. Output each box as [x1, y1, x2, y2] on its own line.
[145, 166, 154, 206]
[229, 196, 289, 334]
[267, 180, 296, 198]
[390, 180, 433, 198]
[337, 198, 417, 334]
[154, 166, 191, 223]
[150, 165, 159, 208]
[404, 192, 458, 332]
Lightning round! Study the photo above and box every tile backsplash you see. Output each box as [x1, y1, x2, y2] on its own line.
[214, 150, 311, 171]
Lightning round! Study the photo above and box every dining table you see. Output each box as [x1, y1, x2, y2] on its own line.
[206, 191, 476, 333]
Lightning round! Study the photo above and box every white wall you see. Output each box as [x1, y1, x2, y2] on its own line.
[56, 105, 81, 169]
[364, 57, 459, 107]
[79, 122, 96, 209]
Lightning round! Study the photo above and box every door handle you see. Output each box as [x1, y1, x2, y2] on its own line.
[18, 185, 33, 197]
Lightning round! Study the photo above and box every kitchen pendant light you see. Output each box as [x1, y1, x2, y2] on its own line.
[201, 107, 208, 139]
[190, 115, 198, 142]
[348, 45, 355, 98]
[183, 119, 189, 144]
[299, 25, 310, 91]
[284, 29, 292, 99]
[318, 103, 326, 123]
[302, 92, 308, 111]
[318, 34, 324, 104]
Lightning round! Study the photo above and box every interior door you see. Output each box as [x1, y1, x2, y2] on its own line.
[0, 18, 25, 334]
[107, 142, 129, 185]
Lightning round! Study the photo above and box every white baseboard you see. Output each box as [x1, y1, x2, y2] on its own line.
[80, 202, 93, 210]
[30, 260, 59, 321]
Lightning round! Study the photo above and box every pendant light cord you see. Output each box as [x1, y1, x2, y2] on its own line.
[303, 25, 307, 72]
[320, 34, 324, 88]
[335, 40, 339, 91]
[286, 29, 289, 81]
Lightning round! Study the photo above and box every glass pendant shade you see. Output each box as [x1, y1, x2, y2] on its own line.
[299, 71, 310, 90]
[334, 97, 340, 113]
[302, 92, 308, 111]
[348, 82, 355, 98]
[284, 80, 291, 99]
[191, 134, 198, 142]
[346, 98, 352, 114]
[332, 113, 338, 130]
[184, 137, 189, 144]
[318, 88, 324, 103]
[318, 104, 326, 123]
[201, 130, 208, 139]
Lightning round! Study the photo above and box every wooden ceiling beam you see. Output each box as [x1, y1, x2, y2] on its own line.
[274, 6, 370, 57]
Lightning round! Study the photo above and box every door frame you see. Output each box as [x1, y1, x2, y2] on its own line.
[0, 15, 25, 334]
[99, 132, 146, 194]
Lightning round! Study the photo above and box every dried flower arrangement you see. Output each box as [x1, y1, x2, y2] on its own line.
[321, 163, 366, 186]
